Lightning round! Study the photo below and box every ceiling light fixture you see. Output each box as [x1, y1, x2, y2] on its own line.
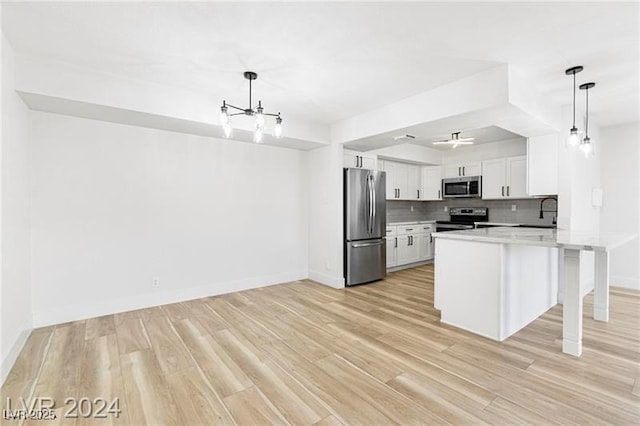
[219, 71, 283, 142]
[579, 81, 595, 158]
[432, 132, 475, 149]
[565, 65, 584, 148]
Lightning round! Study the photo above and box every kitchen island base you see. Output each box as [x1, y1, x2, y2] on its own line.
[434, 239, 558, 341]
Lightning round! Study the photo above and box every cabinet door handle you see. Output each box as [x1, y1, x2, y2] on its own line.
[395, 237, 397, 248]
[430, 235, 433, 243]
[417, 189, 420, 199]
[356, 156, 359, 167]
[463, 166, 465, 176]
[406, 228, 414, 231]
[502, 186, 505, 196]
[458, 166, 461, 176]
[438, 189, 441, 199]
[507, 186, 510, 196]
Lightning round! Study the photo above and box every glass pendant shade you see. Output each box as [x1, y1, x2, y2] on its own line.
[580, 136, 592, 157]
[220, 106, 229, 126]
[274, 116, 283, 138]
[223, 123, 232, 138]
[567, 127, 580, 147]
[254, 126, 263, 143]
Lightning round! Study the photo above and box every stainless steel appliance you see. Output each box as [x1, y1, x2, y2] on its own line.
[436, 207, 488, 232]
[442, 176, 482, 198]
[344, 168, 386, 286]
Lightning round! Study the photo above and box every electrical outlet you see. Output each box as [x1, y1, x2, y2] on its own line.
[152, 277, 160, 288]
[444, 206, 449, 212]
[511, 204, 517, 212]
[410, 205, 414, 212]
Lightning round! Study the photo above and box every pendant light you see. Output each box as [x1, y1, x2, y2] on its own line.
[579, 82, 595, 158]
[219, 71, 283, 142]
[565, 66, 584, 148]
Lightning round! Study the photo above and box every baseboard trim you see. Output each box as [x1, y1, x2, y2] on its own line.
[308, 270, 345, 289]
[611, 275, 640, 290]
[33, 270, 307, 327]
[1, 328, 31, 386]
[387, 260, 432, 273]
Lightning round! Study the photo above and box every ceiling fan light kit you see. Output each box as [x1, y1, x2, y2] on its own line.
[219, 71, 283, 142]
[432, 132, 475, 149]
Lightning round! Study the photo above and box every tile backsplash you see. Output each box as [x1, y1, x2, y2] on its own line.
[387, 197, 558, 225]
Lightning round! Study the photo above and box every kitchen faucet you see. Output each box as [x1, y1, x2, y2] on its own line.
[539, 197, 558, 225]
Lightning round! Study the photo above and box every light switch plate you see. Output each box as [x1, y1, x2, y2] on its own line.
[511, 204, 517, 211]
[444, 206, 448, 212]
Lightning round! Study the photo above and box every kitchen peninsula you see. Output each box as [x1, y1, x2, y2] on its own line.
[433, 227, 636, 357]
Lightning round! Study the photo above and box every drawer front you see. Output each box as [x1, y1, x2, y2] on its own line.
[397, 226, 418, 236]
[386, 226, 397, 236]
[420, 224, 434, 234]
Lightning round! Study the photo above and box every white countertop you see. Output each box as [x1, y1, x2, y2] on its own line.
[432, 226, 636, 252]
[388, 220, 436, 226]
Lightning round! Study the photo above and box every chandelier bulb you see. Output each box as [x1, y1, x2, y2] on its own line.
[223, 123, 232, 138]
[274, 115, 283, 139]
[254, 126, 263, 143]
[256, 105, 265, 128]
[220, 105, 229, 126]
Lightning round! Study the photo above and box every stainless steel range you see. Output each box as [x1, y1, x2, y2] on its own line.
[436, 207, 488, 232]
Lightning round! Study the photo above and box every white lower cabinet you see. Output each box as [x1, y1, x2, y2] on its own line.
[397, 234, 420, 265]
[388, 223, 434, 269]
[386, 226, 398, 268]
[417, 223, 435, 261]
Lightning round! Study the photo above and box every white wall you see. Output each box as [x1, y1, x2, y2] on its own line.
[306, 143, 344, 288]
[29, 112, 308, 326]
[1, 32, 33, 383]
[600, 122, 639, 289]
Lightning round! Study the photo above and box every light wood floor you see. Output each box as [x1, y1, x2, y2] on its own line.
[2, 264, 639, 425]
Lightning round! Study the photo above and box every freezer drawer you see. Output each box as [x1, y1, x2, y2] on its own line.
[345, 239, 386, 286]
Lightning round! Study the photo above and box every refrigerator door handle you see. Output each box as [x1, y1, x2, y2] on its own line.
[352, 240, 384, 248]
[372, 175, 376, 228]
[368, 175, 374, 234]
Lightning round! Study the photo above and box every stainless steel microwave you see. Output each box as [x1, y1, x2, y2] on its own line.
[442, 176, 482, 198]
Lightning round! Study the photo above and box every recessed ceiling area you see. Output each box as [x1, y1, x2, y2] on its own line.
[344, 120, 523, 151]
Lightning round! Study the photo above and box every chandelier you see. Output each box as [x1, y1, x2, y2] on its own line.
[219, 71, 283, 142]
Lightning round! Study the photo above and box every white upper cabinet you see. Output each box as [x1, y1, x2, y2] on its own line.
[507, 156, 527, 198]
[443, 161, 482, 178]
[406, 165, 421, 200]
[421, 166, 442, 200]
[482, 158, 506, 199]
[381, 160, 421, 200]
[527, 135, 558, 196]
[482, 155, 528, 199]
[343, 149, 377, 170]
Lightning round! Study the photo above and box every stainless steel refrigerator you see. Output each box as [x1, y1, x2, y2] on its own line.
[344, 168, 386, 286]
